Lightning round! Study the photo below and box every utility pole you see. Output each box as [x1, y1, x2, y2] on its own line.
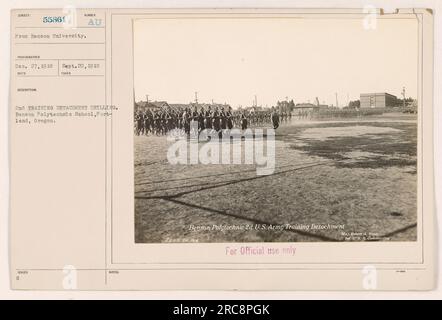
[194, 91, 198, 104]
[335, 92, 339, 108]
[146, 94, 149, 104]
[401, 87, 406, 108]
[254, 95, 258, 107]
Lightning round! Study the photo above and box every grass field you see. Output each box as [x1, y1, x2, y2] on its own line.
[134, 113, 417, 243]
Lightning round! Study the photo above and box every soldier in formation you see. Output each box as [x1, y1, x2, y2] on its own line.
[134, 104, 290, 136]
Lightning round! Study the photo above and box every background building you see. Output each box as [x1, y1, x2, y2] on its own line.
[360, 92, 398, 108]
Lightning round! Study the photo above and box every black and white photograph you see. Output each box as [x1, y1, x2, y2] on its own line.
[133, 15, 418, 244]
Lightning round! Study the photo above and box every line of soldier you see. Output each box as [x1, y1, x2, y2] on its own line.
[134, 105, 290, 136]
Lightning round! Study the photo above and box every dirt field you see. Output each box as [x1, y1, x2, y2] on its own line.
[134, 113, 417, 243]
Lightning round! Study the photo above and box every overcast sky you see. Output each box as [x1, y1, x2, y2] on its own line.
[134, 16, 418, 108]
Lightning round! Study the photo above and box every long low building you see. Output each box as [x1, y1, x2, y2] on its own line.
[360, 92, 398, 108]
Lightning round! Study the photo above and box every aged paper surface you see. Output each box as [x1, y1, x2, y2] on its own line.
[9, 8, 435, 290]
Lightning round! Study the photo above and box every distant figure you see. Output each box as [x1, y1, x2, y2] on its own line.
[182, 108, 190, 135]
[211, 106, 222, 139]
[271, 108, 280, 129]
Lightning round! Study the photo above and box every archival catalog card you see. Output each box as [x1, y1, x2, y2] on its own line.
[9, 8, 436, 290]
